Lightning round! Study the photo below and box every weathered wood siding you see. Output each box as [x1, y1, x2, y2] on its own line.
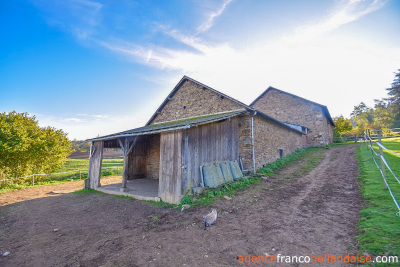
[88, 140, 103, 189]
[127, 136, 148, 179]
[159, 131, 182, 204]
[181, 117, 240, 194]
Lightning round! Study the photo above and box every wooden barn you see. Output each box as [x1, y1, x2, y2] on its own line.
[86, 76, 331, 204]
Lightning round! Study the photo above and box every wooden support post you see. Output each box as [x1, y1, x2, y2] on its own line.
[32, 175, 34, 186]
[378, 131, 387, 189]
[88, 141, 104, 189]
[79, 170, 82, 180]
[119, 137, 137, 192]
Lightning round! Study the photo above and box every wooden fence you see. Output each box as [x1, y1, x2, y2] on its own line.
[0, 166, 122, 189]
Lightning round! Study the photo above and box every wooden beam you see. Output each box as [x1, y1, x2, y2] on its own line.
[119, 136, 138, 192]
[87, 141, 103, 189]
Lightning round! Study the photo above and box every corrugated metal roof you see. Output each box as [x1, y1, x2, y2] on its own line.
[89, 110, 247, 141]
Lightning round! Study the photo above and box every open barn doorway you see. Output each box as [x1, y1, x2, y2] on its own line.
[93, 134, 161, 201]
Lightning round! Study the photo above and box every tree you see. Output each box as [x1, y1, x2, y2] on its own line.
[71, 140, 91, 152]
[333, 116, 353, 136]
[0, 111, 73, 178]
[373, 99, 394, 129]
[386, 69, 400, 127]
[386, 69, 400, 105]
[350, 102, 374, 124]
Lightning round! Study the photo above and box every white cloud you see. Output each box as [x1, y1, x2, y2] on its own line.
[197, 0, 233, 33]
[33, 0, 396, 138]
[35, 112, 149, 140]
[96, 0, 397, 120]
[286, 0, 386, 44]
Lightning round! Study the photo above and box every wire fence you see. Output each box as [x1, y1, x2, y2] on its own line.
[0, 166, 123, 189]
[364, 130, 400, 217]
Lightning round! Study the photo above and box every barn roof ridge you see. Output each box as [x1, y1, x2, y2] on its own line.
[250, 86, 334, 126]
[145, 76, 254, 125]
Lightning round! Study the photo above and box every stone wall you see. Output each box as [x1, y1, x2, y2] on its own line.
[238, 116, 253, 171]
[238, 114, 304, 172]
[147, 134, 160, 179]
[151, 80, 244, 124]
[253, 116, 304, 169]
[251, 89, 333, 146]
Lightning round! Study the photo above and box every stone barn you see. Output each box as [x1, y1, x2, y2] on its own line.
[86, 76, 332, 204]
[250, 87, 334, 146]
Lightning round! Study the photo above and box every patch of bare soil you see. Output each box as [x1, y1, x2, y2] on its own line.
[0, 146, 361, 266]
[0, 177, 122, 206]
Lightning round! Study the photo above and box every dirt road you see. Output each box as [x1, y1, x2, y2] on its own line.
[0, 145, 361, 266]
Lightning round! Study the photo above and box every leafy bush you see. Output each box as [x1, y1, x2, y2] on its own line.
[0, 111, 73, 179]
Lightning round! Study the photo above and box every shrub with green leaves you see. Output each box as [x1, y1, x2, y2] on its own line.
[0, 111, 73, 179]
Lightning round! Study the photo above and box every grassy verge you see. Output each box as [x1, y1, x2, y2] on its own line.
[356, 142, 400, 264]
[178, 147, 324, 208]
[73, 189, 103, 194]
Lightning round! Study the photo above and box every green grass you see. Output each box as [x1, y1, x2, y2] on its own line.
[379, 137, 400, 155]
[57, 158, 123, 172]
[0, 158, 124, 193]
[113, 194, 134, 200]
[179, 176, 262, 207]
[145, 200, 177, 208]
[258, 147, 324, 178]
[177, 147, 324, 208]
[356, 140, 400, 265]
[73, 189, 104, 194]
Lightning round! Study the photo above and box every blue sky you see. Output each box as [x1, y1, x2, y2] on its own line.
[1, 0, 399, 140]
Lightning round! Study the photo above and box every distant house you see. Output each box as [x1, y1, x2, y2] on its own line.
[250, 87, 334, 146]
[86, 76, 333, 204]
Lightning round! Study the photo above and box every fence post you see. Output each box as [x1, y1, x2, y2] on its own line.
[32, 175, 35, 186]
[79, 169, 82, 180]
[378, 131, 387, 189]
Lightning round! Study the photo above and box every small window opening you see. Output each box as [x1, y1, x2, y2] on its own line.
[279, 148, 284, 159]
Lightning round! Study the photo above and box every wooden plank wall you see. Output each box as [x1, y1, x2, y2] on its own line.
[181, 117, 239, 194]
[159, 131, 182, 204]
[127, 136, 149, 179]
[88, 140, 103, 189]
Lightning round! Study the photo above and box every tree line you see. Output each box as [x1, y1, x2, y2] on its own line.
[334, 69, 400, 137]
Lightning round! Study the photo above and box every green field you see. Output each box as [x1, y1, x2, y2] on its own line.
[0, 158, 124, 192]
[57, 158, 124, 172]
[357, 138, 400, 264]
